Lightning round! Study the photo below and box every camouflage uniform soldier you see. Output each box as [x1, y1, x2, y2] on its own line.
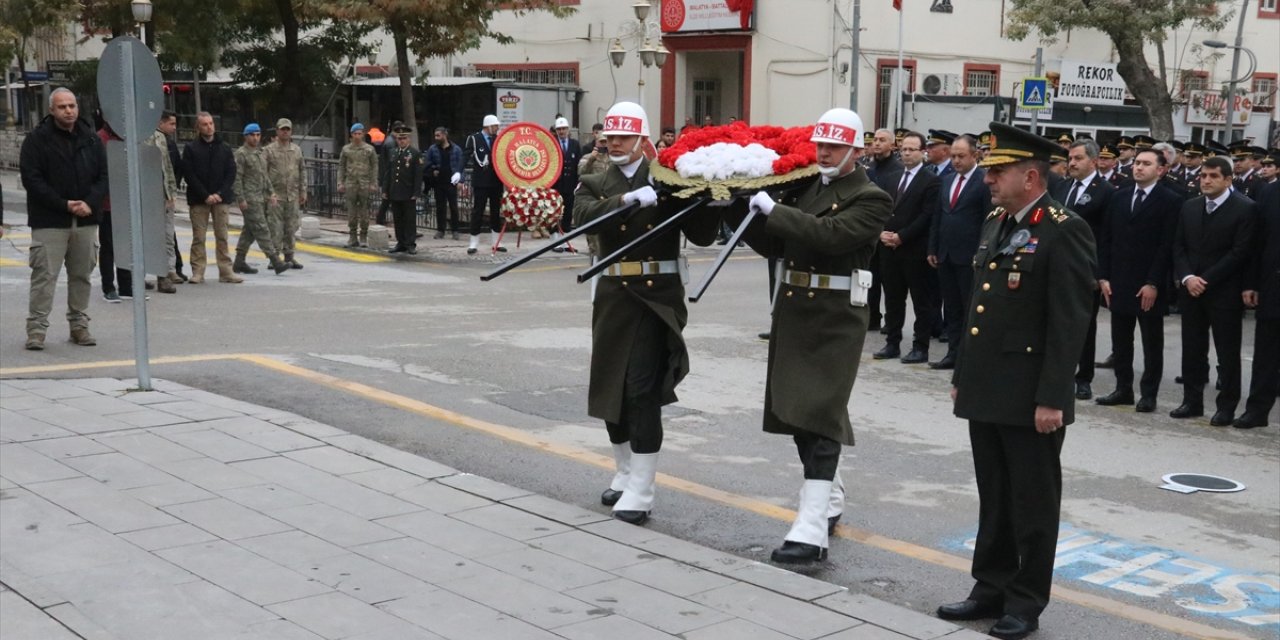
[265, 117, 306, 269]
[233, 123, 288, 275]
[338, 122, 379, 247]
[146, 111, 179, 293]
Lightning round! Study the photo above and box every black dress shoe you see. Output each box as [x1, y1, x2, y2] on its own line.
[1095, 390, 1135, 406]
[405, 247, 418, 255]
[936, 599, 1002, 621]
[1233, 413, 1269, 429]
[1135, 397, 1157, 413]
[873, 344, 901, 360]
[1209, 411, 1234, 427]
[613, 510, 649, 525]
[466, 248, 478, 255]
[1169, 403, 1204, 419]
[389, 246, 405, 253]
[827, 514, 840, 535]
[1175, 375, 1183, 384]
[757, 332, 771, 341]
[1075, 382, 1092, 400]
[1096, 354, 1115, 369]
[900, 349, 929, 364]
[495, 246, 508, 253]
[929, 354, 957, 370]
[988, 614, 1038, 640]
[770, 541, 827, 564]
[600, 488, 622, 506]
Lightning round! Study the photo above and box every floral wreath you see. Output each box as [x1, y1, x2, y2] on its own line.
[652, 121, 819, 200]
[501, 187, 564, 231]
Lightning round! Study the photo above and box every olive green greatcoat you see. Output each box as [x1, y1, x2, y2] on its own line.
[734, 167, 893, 446]
[951, 192, 1097, 427]
[573, 161, 719, 424]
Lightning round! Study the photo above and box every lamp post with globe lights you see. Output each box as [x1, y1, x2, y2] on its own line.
[1202, 38, 1257, 143]
[131, 0, 153, 44]
[609, 1, 670, 106]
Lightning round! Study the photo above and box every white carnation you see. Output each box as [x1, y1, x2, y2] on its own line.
[674, 142, 779, 180]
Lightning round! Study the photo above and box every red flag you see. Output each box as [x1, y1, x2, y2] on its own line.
[893, 0, 901, 9]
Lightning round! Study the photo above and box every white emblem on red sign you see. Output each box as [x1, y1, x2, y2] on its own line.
[605, 116, 642, 133]
[814, 123, 855, 144]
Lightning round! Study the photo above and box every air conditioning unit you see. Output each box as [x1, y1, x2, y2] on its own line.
[921, 73, 962, 96]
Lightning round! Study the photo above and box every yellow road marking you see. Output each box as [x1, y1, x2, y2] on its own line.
[0, 257, 25, 267]
[0, 354, 1253, 640]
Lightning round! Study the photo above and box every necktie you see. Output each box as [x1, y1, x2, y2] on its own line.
[1067, 181, 1082, 208]
[1132, 189, 1145, 214]
[1206, 200, 1218, 215]
[950, 174, 965, 208]
[897, 169, 911, 198]
[999, 213, 1017, 244]
[562, 139, 568, 153]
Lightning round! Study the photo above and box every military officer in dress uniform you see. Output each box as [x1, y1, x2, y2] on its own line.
[572, 101, 720, 526]
[1181, 142, 1206, 197]
[466, 115, 507, 254]
[1054, 132, 1074, 150]
[938, 122, 1095, 640]
[1167, 140, 1186, 182]
[1097, 144, 1122, 186]
[380, 124, 424, 254]
[551, 116, 582, 247]
[926, 129, 956, 177]
[729, 108, 892, 564]
[977, 131, 992, 161]
[1116, 136, 1136, 177]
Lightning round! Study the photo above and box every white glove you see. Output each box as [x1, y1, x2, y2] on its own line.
[622, 186, 658, 208]
[450, 172, 461, 185]
[749, 191, 776, 216]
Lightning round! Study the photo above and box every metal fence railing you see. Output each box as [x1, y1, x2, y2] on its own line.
[305, 157, 496, 232]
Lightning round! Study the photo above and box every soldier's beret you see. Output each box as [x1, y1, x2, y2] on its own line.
[350, 123, 364, 133]
[979, 122, 1065, 168]
[243, 123, 261, 135]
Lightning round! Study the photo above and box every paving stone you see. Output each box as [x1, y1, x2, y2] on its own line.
[42, 602, 125, 640]
[819, 624, 914, 639]
[26, 435, 114, 460]
[0, 443, 83, 485]
[0, 394, 56, 411]
[564, 578, 733, 635]
[0, 408, 74, 442]
[0, 476, 15, 490]
[580, 518, 669, 546]
[21, 406, 134, 435]
[530, 530, 654, 571]
[118, 390, 182, 405]
[153, 457, 271, 492]
[95, 431, 203, 464]
[436, 473, 531, 501]
[236, 529, 352, 571]
[26, 476, 179, 533]
[475, 546, 614, 592]
[294, 552, 435, 604]
[32, 554, 200, 605]
[936, 629, 998, 640]
[157, 540, 332, 605]
[375, 509, 526, 559]
[204, 416, 324, 453]
[285, 446, 387, 475]
[322, 435, 456, 479]
[633, 534, 752, 575]
[0, 591, 82, 639]
[503, 494, 613, 527]
[125, 482, 217, 508]
[442, 570, 606, 629]
[690, 582, 860, 640]
[146, 421, 213, 436]
[107, 408, 195, 428]
[353, 537, 494, 585]
[268, 591, 438, 640]
[218, 483, 317, 512]
[51, 576, 278, 640]
[345, 467, 428, 495]
[61, 452, 177, 490]
[163, 498, 293, 540]
[160, 429, 277, 463]
[61, 394, 148, 416]
[2, 518, 151, 580]
[170, 389, 271, 415]
[270, 417, 347, 439]
[0, 557, 68, 608]
[612, 558, 737, 598]
[119, 522, 220, 550]
[682, 618, 799, 640]
[23, 381, 99, 400]
[137, 378, 193, 392]
[65, 378, 134, 394]
[815, 592, 961, 640]
[378, 589, 563, 640]
[267, 502, 402, 547]
[152, 400, 246, 422]
[232, 457, 420, 520]
[553, 615, 681, 640]
[450, 503, 571, 541]
[394, 480, 491, 514]
[238, 619, 327, 640]
[724, 562, 846, 601]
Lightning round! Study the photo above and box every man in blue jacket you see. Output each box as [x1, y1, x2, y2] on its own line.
[425, 126, 463, 240]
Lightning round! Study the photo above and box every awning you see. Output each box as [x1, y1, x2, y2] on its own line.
[344, 77, 495, 87]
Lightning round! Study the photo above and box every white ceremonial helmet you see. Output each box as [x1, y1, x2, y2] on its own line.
[602, 101, 650, 138]
[811, 108, 865, 148]
[554, 117, 570, 129]
[482, 114, 501, 127]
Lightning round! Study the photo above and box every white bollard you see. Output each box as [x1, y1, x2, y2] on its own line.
[298, 216, 323, 240]
[366, 225, 391, 250]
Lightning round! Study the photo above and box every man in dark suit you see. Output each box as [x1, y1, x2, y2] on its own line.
[926, 130, 956, 177]
[1051, 139, 1115, 400]
[551, 116, 581, 251]
[875, 131, 940, 363]
[1096, 149, 1180, 412]
[867, 128, 904, 330]
[1236, 179, 1279, 428]
[928, 134, 989, 370]
[939, 122, 1096, 640]
[465, 114, 506, 254]
[1171, 156, 1258, 425]
[379, 124, 425, 255]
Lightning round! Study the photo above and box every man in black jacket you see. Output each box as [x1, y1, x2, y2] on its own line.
[1236, 180, 1279, 428]
[183, 111, 240, 283]
[551, 116, 581, 245]
[928, 134, 989, 369]
[875, 131, 940, 363]
[1096, 149, 1180, 412]
[866, 128, 904, 330]
[20, 88, 108, 350]
[1170, 157, 1258, 426]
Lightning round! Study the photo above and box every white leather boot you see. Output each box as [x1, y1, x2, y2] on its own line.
[771, 480, 832, 563]
[827, 458, 845, 534]
[601, 443, 631, 506]
[612, 452, 657, 525]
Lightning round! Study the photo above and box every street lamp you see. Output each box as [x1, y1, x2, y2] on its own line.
[131, 0, 153, 42]
[1202, 0, 1256, 143]
[610, 1, 669, 104]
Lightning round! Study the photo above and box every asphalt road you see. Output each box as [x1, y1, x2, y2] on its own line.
[1, 200, 1276, 640]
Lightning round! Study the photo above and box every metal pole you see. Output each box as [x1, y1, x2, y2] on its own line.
[120, 42, 152, 390]
[895, 6, 904, 128]
[1222, 0, 1249, 143]
[1029, 47, 1042, 135]
[849, 0, 860, 110]
[194, 67, 202, 114]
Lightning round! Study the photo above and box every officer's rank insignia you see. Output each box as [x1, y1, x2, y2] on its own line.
[1049, 207, 1068, 223]
[1007, 272, 1022, 290]
[1029, 208, 1044, 225]
[1016, 238, 1038, 254]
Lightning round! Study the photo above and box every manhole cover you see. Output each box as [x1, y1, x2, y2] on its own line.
[1160, 473, 1246, 494]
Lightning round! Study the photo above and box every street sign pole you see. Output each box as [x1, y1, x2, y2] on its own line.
[123, 43, 151, 390]
[1029, 48, 1043, 136]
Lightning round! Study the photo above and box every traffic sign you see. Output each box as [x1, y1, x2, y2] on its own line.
[1020, 77, 1049, 110]
[1014, 82, 1055, 121]
[98, 37, 163, 139]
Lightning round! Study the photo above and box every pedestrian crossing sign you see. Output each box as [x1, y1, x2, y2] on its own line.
[1020, 77, 1049, 110]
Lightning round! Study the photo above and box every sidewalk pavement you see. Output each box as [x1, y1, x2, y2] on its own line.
[0, 378, 990, 640]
